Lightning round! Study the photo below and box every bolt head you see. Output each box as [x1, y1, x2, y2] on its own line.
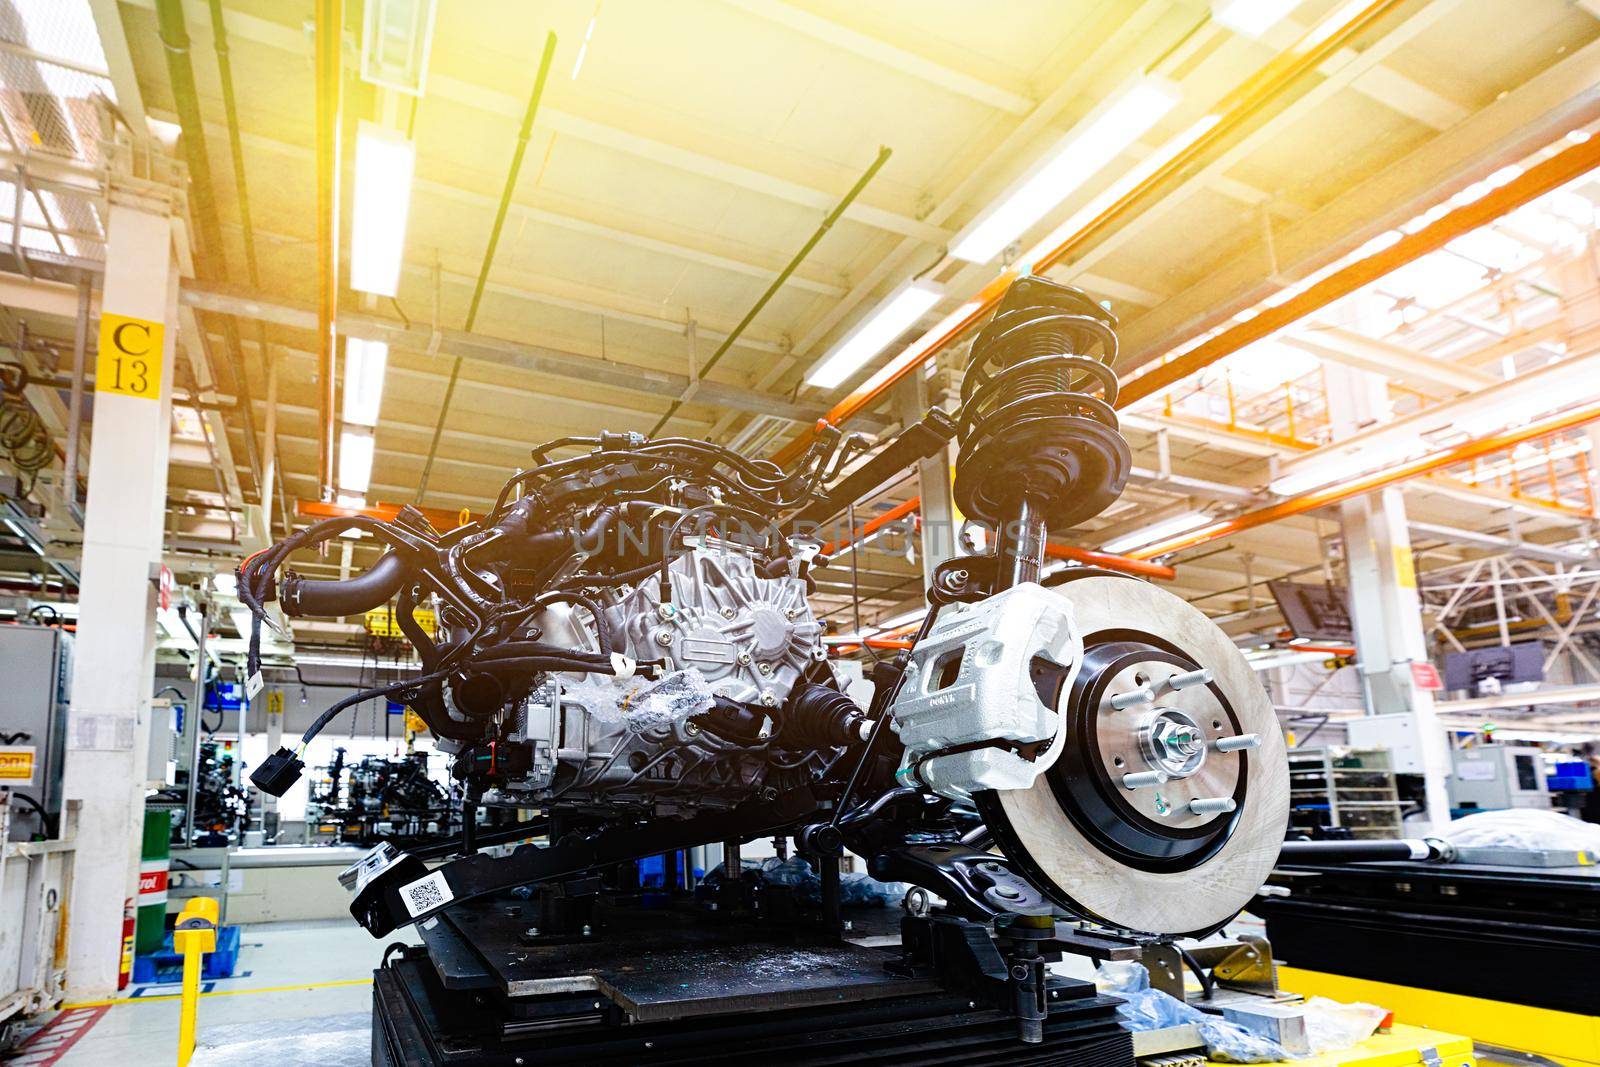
[655, 630, 674, 646]
[721, 606, 737, 619]
[758, 662, 773, 675]
[785, 607, 801, 620]
[760, 691, 777, 706]
[737, 651, 753, 664]
[656, 603, 676, 620]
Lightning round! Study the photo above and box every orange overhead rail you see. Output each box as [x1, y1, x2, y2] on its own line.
[1043, 541, 1175, 581]
[1128, 396, 1600, 560]
[820, 494, 1175, 580]
[297, 498, 479, 532]
[772, 0, 1406, 468]
[1117, 130, 1600, 407]
[821, 496, 921, 554]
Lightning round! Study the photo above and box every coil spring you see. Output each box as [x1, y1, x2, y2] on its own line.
[0, 366, 52, 492]
[952, 277, 1131, 531]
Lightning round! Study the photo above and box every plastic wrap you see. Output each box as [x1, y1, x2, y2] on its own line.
[1438, 808, 1600, 852]
[755, 856, 906, 905]
[1097, 962, 1292, 1063]
[1302, 996, 1388, 1053]
[563, 668, 715, 732]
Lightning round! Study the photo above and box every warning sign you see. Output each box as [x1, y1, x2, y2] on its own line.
[96, 312, 164, 400]
[0, 745, 37, 784]
[1410, 661, 1443, 691]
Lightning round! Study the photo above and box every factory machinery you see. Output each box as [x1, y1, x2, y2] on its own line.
[306, 748, 456, 847]
[244, 279, 1293, 1065]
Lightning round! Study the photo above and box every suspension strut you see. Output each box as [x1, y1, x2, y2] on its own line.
[952, 276, 1130, 589]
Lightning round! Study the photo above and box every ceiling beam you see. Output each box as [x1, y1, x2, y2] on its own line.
[714, 0, 1034, 114]
[126, 0, 944, 244]
[208, 120, 849, 299]
[1118, 32, 1600, 369]
[179, 279, 862, 426]
[1282, 322, 1496, 395]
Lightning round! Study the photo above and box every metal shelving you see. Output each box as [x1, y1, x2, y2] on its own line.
[1289, 746, 1405, 838]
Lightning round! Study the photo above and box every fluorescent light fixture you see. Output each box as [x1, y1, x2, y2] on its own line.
[339, 430, 375, 494]
[2, 517, 45, 557]
[1019, 115, 1220, 271]
[342, 337, 389, 427]
[805, 280, 943, 390]
[350, 122, 416, 297]
[572, 2, 600, 79]
[1101, 511, 1212, 554]
[1211, 0, 1300, 37]
[951, 78, 1180, 264]
[360, 0, 438, 95]
[1295, 0, 1368, 52]
[851, 300, 983, 400]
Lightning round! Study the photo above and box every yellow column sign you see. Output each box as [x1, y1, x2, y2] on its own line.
[96, 313, 164, 399]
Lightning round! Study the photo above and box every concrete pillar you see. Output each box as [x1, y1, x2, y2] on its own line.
[62, 200, 178, 996]
[1326, 362, 1452, 830]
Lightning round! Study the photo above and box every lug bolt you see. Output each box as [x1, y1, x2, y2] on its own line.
[1163, 668, 1213, 692]
[1122, 770, 1169, 789]
[1110, 686, 1155, 710]
[1189, 796, 1237, 815]
[1212, 733, 1261, 753]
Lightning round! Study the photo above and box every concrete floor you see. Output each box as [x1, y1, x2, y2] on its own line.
[22, 919, 418, 1066]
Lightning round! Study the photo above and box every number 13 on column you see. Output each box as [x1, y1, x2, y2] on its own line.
[96, 312, 164, 400]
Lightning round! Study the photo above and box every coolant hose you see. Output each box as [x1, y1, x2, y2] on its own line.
[279, 552, 412, 617]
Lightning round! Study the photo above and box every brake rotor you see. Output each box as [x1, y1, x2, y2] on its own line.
[976, 573, 1288, 936]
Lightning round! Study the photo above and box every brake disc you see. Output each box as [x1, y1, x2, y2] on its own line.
[976, 573, 1289, 936]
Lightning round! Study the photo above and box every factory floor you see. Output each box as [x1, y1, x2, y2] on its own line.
[24, 919, 418, 1066]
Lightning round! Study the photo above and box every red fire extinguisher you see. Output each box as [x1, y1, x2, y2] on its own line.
[118, 897, 135, 990]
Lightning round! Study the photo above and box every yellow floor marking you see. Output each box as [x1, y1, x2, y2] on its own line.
[61, 976, 373, 1009]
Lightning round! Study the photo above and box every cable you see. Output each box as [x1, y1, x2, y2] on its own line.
[1178, 945, 1216, 1000]
[3, 789, 56, 838]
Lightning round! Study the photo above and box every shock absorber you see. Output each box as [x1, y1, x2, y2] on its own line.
[952, 276, 1130, 589]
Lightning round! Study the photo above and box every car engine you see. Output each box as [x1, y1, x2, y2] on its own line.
[240, 276, 1289, 950]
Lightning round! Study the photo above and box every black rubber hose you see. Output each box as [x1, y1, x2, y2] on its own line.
[279, 552, 412, 617]
[1178, 945, 1216, 1000]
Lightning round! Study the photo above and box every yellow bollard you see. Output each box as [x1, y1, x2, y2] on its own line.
[173, 897, 218, 1067]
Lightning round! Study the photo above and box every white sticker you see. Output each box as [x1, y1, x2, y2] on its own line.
[400, 870, 453, 918]
[70, 713, 135, 751]
[245, 671, 264, 699]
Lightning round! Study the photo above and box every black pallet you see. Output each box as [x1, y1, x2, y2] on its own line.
[373, 948, 1131, 1066]
[1257, 860, 1600, 1015]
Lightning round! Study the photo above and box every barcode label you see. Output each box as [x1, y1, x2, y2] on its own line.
[400, 871, 453, 918]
